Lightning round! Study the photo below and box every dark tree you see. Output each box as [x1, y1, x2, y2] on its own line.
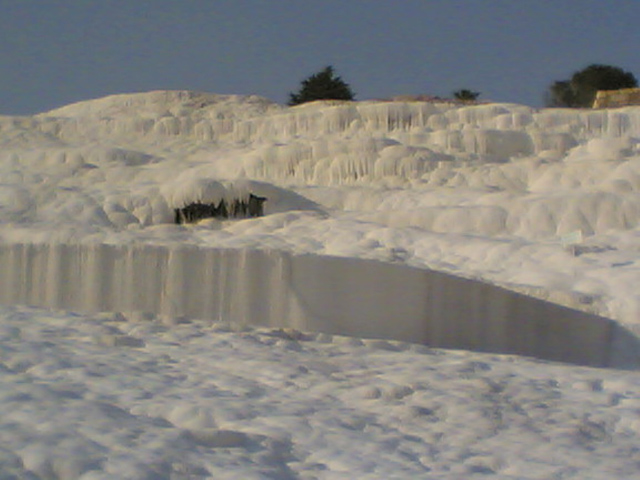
[288, 66, 355, 106]
[546, 64, 638, 108]
[453, 89, 480, 102]
[546, 81, 576, 108]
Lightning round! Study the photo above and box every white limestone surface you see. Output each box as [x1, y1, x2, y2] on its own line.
[0, 305, 639, 479]
[2, 242, 635, 368]
[1, 91, 639, 325]
[1, 91, 640, 478]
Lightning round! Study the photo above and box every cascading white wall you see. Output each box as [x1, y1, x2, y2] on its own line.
[1, 93, 639, 347]
[35, 94, 640, 150]
[1, 241, 637, 369]
[4, 96, 638, 239]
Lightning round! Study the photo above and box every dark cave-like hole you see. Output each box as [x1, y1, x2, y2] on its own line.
[174, 194, 267, 224]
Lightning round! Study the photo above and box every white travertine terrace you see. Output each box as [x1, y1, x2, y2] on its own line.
[1, 91, 639, 354]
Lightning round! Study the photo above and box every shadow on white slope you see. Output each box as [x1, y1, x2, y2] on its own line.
[1, 243, 638, 369]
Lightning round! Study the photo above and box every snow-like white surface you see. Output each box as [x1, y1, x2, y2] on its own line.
[1, 305, 640, 480]
[1, 243, 636, 369]
[1, 91, 639, 323]
[1, 91, 640, 478]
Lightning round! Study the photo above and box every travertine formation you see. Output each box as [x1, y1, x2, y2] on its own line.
[1, 242, 637, 368]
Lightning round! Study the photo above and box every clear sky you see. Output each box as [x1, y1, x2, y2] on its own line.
[1, 0, 639, 115]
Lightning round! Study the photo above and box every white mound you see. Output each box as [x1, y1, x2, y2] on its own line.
[0, 91, 639, 324]
[1, 305, 638, 479]
[41, 90, 280, 120]
[1, 91, 640, 479]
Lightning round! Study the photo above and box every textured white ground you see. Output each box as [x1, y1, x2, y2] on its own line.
[1, 91, 639, 322]
[1, 91, 640, 478]
[1, 305, 639, 480]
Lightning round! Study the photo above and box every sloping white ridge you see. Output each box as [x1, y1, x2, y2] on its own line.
[1, 242, 638, 368]
[1, 91, 639, 354]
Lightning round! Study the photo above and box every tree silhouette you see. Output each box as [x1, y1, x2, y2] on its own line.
[288, 66, 355, 106]
[546, 64, 638, 108]
[453, 89, 480, 102]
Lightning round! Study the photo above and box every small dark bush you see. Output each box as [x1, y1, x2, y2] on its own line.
[453, 89, 480, 102]
[288, 66, 355, 106]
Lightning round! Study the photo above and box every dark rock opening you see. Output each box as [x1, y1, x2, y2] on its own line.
[175, 194, 267, 224]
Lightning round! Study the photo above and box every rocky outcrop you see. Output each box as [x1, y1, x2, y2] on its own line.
[593, 88, 640, 108]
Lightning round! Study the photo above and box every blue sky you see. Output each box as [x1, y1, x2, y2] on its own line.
[1, 0, 639, 114]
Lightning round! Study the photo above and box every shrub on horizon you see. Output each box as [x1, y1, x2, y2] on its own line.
[288, 66, 355, 106]
[453, 89, 481, 102]
[546, 64, 638, 108]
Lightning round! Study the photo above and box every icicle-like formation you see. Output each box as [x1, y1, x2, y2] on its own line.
[30, 92, 640, 148]
[2, 91, 640, 236]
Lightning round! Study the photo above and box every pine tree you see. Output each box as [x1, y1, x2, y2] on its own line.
[288, 66, 355, 106]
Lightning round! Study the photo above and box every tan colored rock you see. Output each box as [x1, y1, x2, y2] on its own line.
[593, 88, 640, 108]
